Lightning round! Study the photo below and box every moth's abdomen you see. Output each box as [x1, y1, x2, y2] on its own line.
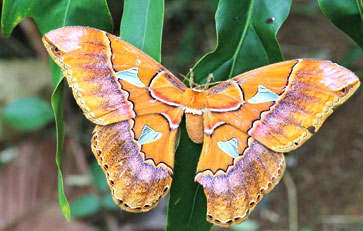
[186, 113, 204, 143]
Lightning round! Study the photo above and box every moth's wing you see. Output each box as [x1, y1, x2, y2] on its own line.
[196, 112, 285, 226]
[92, 111, 182, 211]
[235, 59, 360, 152]
[196, 59, 360, 226]
[42, 26, 187, 125]
[204, 59, 360, 153]
[196, 136, 285, 226]
[43, 26, 187, 211]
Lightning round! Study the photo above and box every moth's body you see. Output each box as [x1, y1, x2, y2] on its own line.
[42, 26, 360, 227]
[182, 88, 204, 143]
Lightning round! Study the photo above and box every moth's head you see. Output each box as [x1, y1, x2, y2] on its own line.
[42, 26, 87, 60]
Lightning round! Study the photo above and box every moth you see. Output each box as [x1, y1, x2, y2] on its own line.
[43, 26, 360, 227]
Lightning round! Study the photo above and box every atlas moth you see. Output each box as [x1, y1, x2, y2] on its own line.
[43, 26, 360, 227]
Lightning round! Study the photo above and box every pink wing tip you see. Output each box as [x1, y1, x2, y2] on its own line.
[43, 26, 91, 52]
[318, 61, 360, 91]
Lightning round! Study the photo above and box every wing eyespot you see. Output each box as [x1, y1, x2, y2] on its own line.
[51, 46, 62, 56]
[338, 86, 350, 97]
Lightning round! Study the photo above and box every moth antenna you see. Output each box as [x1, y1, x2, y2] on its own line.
[203, 73, 214, 90]
[189, 68, 195, 88]
[180, 73, 191, 84]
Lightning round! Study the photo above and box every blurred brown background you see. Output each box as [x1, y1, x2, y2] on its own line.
[0, 0, 362, 231]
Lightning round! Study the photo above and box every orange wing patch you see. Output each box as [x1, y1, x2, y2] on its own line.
[107, 33, 163, 87]
[196, 123, 249, 177]
[233, 60, 297, 100]
[206, 80, 244, 111]
[132, 112, 183, 173]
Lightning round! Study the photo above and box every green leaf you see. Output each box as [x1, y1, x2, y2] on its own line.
[319, 0, 363, 49]
[1, 0, 113, 38]
[50, 67, 72, 219]
[166, 123, 210, 231]
[2, 97, 54, 131]
[191, 0, 292, 84]
[1, 0, 113, 221]
[51, 80, 70, 221]
[231, 220, 259, 231]
[120, 0, 164, 62]
[340, 47, 363, 68]
[70, 195, 101, 218]
[167, 1, 291, 230]
[100, 194, 120, 211]
[90, 160, 109, 193]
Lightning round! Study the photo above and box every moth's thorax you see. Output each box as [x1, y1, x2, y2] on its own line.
[183, 88, 207, 111]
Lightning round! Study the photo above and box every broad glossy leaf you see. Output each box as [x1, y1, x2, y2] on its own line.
[120, 0, 164, 62]
[1, 0, 113, 221]
[319, 0, 363, 49]
[166, 123, 209, 231]
[3, 97, 54, 131]
[1, 0, 113, 38]
[191, 0, 292, 84]
[167, 0, 291, 230]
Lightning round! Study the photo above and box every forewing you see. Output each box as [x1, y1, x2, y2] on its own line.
[42, 26, 187, 125]
[237, 59, 360, 152]
[204, 59, 360, 153]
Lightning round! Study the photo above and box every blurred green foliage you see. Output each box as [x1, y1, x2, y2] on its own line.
[2, 97, 53, 131]
[231, 220, 259, 231]
[70, 195, 101, 219]
[70, 160, 118, 219]
[90, 160, 109, 193]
